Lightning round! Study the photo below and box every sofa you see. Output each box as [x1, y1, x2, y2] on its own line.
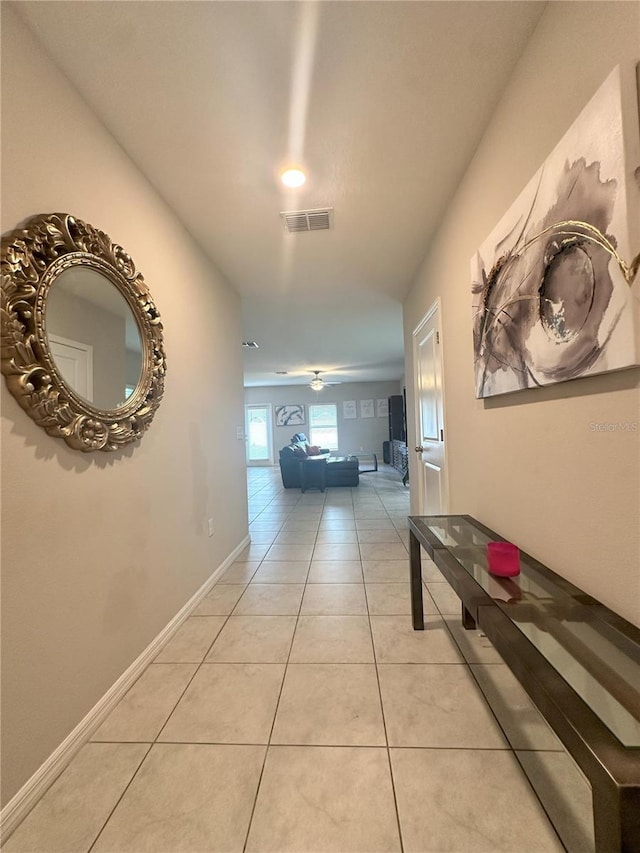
[279, 435, 359, 489]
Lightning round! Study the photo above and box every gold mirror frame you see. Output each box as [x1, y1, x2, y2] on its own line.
[1, 213, 166, 452]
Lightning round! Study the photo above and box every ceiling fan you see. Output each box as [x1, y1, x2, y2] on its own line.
[309, 370, 341, 390]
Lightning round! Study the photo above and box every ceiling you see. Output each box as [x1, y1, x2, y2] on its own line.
[16, 1, 545, 387]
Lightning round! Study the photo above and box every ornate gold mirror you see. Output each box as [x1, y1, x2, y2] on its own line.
[1, 213, 166, 451]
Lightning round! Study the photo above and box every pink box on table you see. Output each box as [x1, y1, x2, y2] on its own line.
[486, 541, 520, 577]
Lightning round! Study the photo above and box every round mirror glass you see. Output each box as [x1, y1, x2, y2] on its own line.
[46, 266, 143, 409]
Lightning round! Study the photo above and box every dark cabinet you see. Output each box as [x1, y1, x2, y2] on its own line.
[388, 395, 407, 480]
[388, 395, 406, 442]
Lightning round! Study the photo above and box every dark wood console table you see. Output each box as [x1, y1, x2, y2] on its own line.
[409, 514, 640, 853]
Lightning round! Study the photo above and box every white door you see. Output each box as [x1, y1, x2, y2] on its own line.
[412, 300, 448, 514]
[49, 334, 93, 403]
[245, 405, 273, 466]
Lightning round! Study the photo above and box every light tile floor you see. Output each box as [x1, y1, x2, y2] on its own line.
[3, 466, 594, 852]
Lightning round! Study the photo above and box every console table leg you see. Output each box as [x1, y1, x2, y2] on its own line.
[409, 531, 424, 630]
[592, 778, 640, 853]
[462, 604, 476, 630]
[619, 786, 640, 853]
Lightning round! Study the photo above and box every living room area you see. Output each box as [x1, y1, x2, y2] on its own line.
[244, 380, 409, 488]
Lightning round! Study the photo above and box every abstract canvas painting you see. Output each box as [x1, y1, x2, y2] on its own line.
[275, 405, 305, 427]
[472, 66, 640, 398]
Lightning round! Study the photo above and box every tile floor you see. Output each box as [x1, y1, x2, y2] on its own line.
[3, 466, 594, 852]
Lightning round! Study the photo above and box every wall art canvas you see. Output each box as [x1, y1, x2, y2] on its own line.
[343, 400, 357, 419]
[472, 65, 640, 398]
[360, 399, 374, 418]
[376, 398, 389, 417]
[275, 404, 305, 427]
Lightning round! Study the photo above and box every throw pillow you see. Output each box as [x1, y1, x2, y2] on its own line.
[292, 446, 306, 458]
[306, 445, 322, 456]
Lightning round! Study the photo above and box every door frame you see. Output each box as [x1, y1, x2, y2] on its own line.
[412, 297, 450, 514]
[245, 404, 274, 466]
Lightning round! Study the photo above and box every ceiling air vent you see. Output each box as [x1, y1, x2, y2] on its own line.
[280, 208, 333, 233]
[242, 341, 259, 348]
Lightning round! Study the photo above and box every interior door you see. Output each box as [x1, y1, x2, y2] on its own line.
[245, 405, 273, 466]
[412, 301, 448, 514]
[49, 334, 93, 403]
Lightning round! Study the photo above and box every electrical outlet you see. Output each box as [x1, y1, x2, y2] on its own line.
[208, 518, 214, 537]
[236, 426, 244, 440]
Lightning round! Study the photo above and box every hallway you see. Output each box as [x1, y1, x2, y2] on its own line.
[3, 467, 591, 852]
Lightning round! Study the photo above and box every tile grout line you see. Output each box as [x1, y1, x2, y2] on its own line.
[240, 485, 323, 853]
[250, 468, 411, 850]
[87, 739, 553, 752]
[87, 572, 266, 850]
[85, 744, 152, 853]
[87, 485, 299, 853]
[423, 540, 569, 851]
[87, 574, 256, 852]
[463, 652, 569, 851]
[364, 502, 406, 853]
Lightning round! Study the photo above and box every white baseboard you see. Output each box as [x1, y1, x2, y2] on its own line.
[0, 534, 250, 843]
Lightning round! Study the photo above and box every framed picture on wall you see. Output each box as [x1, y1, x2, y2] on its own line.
[471, 66, 640, 398]
[275, 404, 305, 427]
[343, 400, 357, 419]
[360, 399, 374, 418]
[376, 398, 389, 417]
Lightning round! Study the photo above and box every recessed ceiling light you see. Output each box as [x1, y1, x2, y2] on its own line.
[281, 168, 306, 188]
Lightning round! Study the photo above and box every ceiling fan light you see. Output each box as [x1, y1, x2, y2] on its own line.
[310, 377, 324, 390]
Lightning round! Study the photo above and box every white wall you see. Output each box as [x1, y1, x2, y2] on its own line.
[404, 2, 640, 626]
[1, 6, 248, 804]
[244, 381, 403, 462]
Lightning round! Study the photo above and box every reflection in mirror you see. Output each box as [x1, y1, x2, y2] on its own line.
[46, 267, 142, 409]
